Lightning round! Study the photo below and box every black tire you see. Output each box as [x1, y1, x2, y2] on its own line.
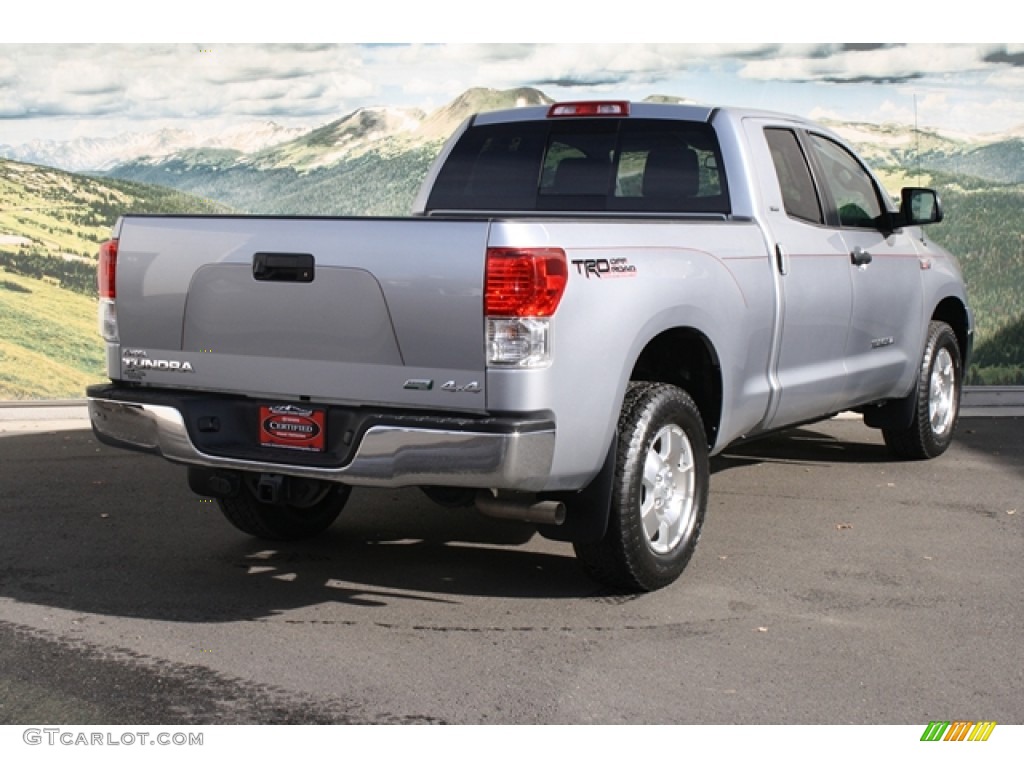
[883, 321, 962, 460]
[573, 382, 709, 592]
[217, 475, 350, 541]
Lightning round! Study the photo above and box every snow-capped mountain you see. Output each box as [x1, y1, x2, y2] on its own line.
[0, 87, 553, 175]
[96, 88, 557, 216]
[0, 121, 310, 172]
[244, 107, 428, 172]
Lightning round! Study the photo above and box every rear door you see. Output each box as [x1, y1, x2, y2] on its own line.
[750, 121, 855, 429]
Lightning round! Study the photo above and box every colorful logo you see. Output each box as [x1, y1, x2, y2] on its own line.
[920, 721, 997, 742]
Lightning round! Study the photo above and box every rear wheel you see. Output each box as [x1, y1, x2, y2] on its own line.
[883, 321, 962, 459]
[217, 474, 350, 541]
[574, 382, 709, 592]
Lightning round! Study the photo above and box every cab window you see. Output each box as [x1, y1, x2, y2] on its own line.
[427, 118, 729, 214]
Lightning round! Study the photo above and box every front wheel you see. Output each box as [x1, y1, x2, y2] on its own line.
[217, 474, 351, 541]
[883, 321, 962, 460]
[573, 382, 709, 592]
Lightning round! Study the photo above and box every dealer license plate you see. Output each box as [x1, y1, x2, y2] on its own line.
[258, 405, 326, 452]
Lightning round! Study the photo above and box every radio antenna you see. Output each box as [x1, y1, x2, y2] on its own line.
[914, 93, 921, 185]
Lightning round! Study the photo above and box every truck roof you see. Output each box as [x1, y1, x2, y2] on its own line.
[469, 101, 818, 128]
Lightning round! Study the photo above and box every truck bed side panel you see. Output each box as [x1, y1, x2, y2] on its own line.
[485, 218, 776, 489]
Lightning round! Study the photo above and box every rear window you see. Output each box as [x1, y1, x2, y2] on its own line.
[426, 118, 729, 214]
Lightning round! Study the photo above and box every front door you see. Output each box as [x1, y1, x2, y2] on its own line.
[804, 132, 925, 405]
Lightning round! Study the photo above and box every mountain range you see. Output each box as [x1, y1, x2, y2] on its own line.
[7, 83, 1018, 221]
[93, 87, 556, 216]
[0, 86, 1021, 396]
[825, 120, 1024, 186]
[4, 87, 1024, 196]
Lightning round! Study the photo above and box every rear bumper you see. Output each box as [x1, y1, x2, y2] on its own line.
[87, 385, 555, 491]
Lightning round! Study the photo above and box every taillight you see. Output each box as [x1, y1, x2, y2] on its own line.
[485, 247, 567, 368]
[97, 238, 119, 342]
[547, 101, 630, 118]
[485, 247, 567, 317]
[98, 238, 118, 299]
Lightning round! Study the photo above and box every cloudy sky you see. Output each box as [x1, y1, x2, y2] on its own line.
[2, 9, 1020, 145]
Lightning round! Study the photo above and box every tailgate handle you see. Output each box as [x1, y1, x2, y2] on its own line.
[252, 252, 315, 282]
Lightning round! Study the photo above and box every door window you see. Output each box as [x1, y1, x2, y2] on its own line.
[807, 134, 885, 228]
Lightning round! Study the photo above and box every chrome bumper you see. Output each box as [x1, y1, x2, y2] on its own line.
[88, 397, 555, 491]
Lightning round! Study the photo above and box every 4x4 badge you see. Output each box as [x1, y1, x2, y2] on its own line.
[441, 380, 481, 394]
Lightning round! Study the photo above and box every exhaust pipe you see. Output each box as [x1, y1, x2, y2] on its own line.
[475, 491, 566, 526]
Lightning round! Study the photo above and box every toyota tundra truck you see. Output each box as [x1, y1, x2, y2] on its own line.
[86, 100, 972, 591]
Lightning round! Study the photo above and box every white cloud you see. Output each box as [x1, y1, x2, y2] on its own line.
[2, 42, 1024, 142]
[2, 44, 378, 123]
[738, 44, 1000, 84]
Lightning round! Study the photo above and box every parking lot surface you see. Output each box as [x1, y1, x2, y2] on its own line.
[0, 414, 1021, 725]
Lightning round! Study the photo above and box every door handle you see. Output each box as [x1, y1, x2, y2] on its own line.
[851, 246, 873, 266]
[775, 243, 789, 276]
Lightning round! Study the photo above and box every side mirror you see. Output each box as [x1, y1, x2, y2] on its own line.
[896, 187, 943, 227]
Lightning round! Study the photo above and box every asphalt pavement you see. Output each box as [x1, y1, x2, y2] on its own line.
[0, 398, 1021, 726]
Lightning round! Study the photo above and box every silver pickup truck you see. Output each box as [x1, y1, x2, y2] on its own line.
[87, 100, 971, 592]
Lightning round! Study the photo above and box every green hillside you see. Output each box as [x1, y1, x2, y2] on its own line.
[0, 270, 104, 398]
[110, 144, 439, 217]
[0, 158, 232, 399]
[922, 139, 1024, 185]
[925, 177, 1024, 384]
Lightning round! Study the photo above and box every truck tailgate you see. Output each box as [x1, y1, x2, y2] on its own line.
[113, 216, 491, 412]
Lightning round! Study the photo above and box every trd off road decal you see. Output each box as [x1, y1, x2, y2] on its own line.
[571, 258, 637, 279]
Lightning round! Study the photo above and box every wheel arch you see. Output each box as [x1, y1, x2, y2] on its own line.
[931, 295, 972, 371]
[541, 326, 722, 549]
[628, 327, 723, 449]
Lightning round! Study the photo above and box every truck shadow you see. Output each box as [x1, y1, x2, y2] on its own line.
[2, 417, 1010, 623]
[712, 421, 894, 473]
[712, 416, 1023, 481]
[0, 429, 604, 625]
